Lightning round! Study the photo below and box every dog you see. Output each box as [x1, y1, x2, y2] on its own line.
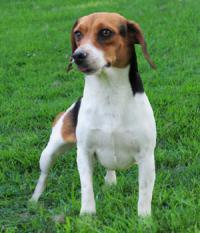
[31, 12, 156, 217]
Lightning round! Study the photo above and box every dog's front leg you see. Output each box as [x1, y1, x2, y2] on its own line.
[77, 147, 96, 215]
[138, 153, 155, 217]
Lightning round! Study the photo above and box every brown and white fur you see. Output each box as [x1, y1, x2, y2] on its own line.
[31, 12, 156, 217]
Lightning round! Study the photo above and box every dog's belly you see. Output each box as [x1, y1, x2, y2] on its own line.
[92, 128, 139, 170]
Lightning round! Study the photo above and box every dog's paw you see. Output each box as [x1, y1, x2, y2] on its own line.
[80, 207, 96, 216]
[104, 176, 117, 185]
[27, 198, 40, 212]
[29, 196, 38, 203]
[138, 203, 151, 217]
[104, 171, 117, 185]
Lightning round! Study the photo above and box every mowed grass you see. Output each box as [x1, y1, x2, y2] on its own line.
[0, 0, 199, 232]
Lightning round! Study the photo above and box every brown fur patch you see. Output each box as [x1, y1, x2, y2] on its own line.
[72, 12, 155, 69]
[61, 112, 76, 143]
[52, 112, 65, 127]
[73, 13, 130, 68]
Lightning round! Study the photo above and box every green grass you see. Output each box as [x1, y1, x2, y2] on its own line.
[0, 0, 199, 232]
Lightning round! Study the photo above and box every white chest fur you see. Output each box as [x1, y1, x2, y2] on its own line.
[76, 66, 156, 170]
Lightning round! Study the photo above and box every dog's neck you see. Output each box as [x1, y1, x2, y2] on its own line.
[84, 66, 130, 93]
[84, 48, 144, 96]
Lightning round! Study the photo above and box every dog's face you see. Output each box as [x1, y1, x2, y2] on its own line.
[70, 12, 155, 75]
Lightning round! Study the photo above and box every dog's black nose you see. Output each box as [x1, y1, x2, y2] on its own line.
[72, 51, 88, 65]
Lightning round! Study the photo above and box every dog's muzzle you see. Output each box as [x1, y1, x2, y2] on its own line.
[72, 51, 88, 65]
[72, 44, 109, 75]
[72, 50, 94, 74]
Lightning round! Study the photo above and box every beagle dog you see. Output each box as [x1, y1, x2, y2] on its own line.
[31, 12, 156, 217]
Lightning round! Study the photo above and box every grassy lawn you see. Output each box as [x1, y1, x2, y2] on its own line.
[0, 0, 199, 232]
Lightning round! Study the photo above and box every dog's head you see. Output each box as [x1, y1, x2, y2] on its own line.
[69, 12, 155, 74]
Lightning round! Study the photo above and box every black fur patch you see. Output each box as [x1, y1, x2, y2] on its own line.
[129, 47, 144, 94]
[70, 97, 82, 127]
[97, 31, 115, 44]
[119, 24, 127, 37]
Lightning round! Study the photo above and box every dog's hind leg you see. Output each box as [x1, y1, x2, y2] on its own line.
[104, 170, 117, 185]
[31, 137, 68, 202]
[31, 103, 78, 202]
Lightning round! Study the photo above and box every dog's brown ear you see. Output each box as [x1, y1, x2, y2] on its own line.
[67, 20, 79, 72]
[71, 20, 79, 53]
[127, 20, 156, 69]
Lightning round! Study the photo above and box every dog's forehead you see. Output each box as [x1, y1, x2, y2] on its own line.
[75, 13, 127, 31]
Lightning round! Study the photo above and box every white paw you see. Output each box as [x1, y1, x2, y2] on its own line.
[105, 177, 117, 185]
[29, 196, 38, 203]
[104, 171, 117, 185]
[138, 202, 151, 217]
[80, 206, 96, 216]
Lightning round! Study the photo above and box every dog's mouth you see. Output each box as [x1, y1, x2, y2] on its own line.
[78, 65, 96, 74]
[77, 62, 111, 75]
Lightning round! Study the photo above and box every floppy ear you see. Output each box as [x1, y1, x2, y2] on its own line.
[127, 20, 156, 69]
[71, 20, 78, 53]
[67, 20, 79, 72]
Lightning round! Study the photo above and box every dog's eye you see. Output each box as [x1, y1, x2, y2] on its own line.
[99, 29, 113, 38]
[74, 31, 83, 41]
